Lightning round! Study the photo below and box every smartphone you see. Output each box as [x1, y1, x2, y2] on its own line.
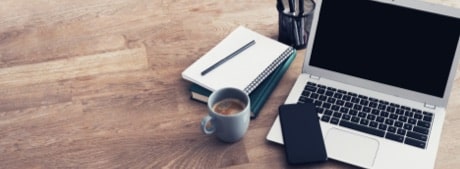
[278, 103, 328, 165]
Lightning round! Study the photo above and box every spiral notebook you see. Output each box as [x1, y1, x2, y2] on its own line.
[182, 26, 294, 94]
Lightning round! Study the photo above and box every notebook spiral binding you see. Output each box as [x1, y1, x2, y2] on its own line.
[244, 47, 295, 93]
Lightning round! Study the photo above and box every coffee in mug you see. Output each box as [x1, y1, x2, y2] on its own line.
[200, 87, 250, 143]
[212, 98, 246, 116]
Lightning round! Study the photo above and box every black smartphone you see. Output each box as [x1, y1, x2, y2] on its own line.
[278, 103, 328, 165]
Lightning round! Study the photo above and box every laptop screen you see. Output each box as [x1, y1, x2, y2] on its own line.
[309, 0, 460, 98]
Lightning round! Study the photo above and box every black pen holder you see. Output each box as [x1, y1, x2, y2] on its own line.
[277, 0, 315, 49]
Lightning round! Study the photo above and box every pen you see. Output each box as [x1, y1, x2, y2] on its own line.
[289, 0, 295, 14]
[299, 0, 304, 15]
[201, 40, 256, 76]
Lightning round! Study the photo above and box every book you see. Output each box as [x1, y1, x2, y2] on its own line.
[181, 26, 295, 94]
[189, 50, 297, 118]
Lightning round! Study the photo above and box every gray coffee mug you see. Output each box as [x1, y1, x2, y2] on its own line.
[200, 87, 250, 143]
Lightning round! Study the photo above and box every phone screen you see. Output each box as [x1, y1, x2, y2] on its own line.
[278, 103, 327, 164]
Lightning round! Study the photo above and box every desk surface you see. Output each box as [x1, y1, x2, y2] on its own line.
[0, 0, 459, 168]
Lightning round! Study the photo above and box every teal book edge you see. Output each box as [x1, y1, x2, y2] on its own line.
[189, 50, 297, 119]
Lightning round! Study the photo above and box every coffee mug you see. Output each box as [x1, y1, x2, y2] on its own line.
[200, 87, 251, 143]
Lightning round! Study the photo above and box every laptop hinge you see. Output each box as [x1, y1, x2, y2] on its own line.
[424, 103, 436, 110]
[309, 75, 321, 80]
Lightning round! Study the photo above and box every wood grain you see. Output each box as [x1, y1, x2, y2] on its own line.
[0, 0, 458, 168]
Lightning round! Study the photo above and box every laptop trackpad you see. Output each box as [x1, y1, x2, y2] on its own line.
[326, 128, 379, 168]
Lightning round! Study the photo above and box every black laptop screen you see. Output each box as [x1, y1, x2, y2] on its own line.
[309, 0, 460, 98]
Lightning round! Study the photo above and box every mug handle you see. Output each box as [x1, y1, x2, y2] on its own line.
[201, 115, 215, 135]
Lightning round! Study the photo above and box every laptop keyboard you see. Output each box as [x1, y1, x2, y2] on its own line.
[298, 82, 434, 149]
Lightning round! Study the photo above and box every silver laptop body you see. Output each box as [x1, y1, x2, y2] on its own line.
[266, 0, 460, 168]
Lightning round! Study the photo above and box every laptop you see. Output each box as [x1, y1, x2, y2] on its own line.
[266, 0, 460, 168]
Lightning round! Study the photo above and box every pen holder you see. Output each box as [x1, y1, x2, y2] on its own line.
[277, 0, 315, 49]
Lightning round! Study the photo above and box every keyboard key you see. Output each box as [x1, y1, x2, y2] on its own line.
[321, 115, 331, 122]
[390, 103, 400, 108]
[376, 116, 385, 123]
[353, 104, 363, 111]
[395, 109, 405, 115]
[311, 93, 319, 99]
[299, 96, 314, 103]
[414, 113, 423, 120]
[408, 118, 417, 125]
[378, 104, 386, 110]
[327, 87, 337, 91]
[349, 110, 358, 116]
[348, 92, 357, 97]
[389, 114, 398, 120]
[319, 95, 327, 101]
[385, 119, 394, 125]
[407, 131, 428, 141]
[305, 85, 317, 92]
[317, 108, 325, 114]
[343, 95, 351, 101]
[318, 84, 326, 88]
[405, 111, 414, 117]
[340, 107, 349, 113]
[339, 120, 385, 137]
[369, 97, 378, 102]
[342, 114, 351, 121]
[423, 116, 433, 122]
[314, 100, 322, 107]
[334, 93, 343, 99]
[327, 97, 336, 104]
[363, 107, 371, 113]
[403, 124, 413, 131]
[369, 102, 378, 108]
[322, 103, 331, 109]
[360, 100, 369, 106]
[404, 137, 426, 149]
[358, 95, 368, 99]
[351, 97, 360, 103]
[369, 121, 379, 128]
[338, 89, 347, 94]
[302, 90, 311, 97]
[417, 121, 431, 128]
[388, 126, 397, 133]
[367, 114, 376, 121]
[336, 100, 345, 106]
[330, 117, 340, 125]
[379, 100, 389, 105]
[351, 116, 360, 123]
[412, 108, 422, 114]
[398, 116, 408, 122]
[360, 119, 370, 126]
[317, 88, 326, 94]
[413, 126, 429, 135]
[307, 82, 317, 86]
[386, 132, 404, 142]
[324, 110, 333, 116]
[371, 109, 380, 115]
[333, 112, 342, 118]
[325, 91, 334, 96]
[345, 102, 353, 108]
[386, 106, 396, 113]
[378, 124, 388, 131]
[423, 111, 433, 116]
[331, 105, 340, 111]
[394, 121, 403, 128]
[380, 111, 389, 117]
[397, 129, 406, 136]
[401, 106, 410, 110]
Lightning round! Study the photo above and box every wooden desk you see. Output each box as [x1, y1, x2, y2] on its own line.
[0, 0, 458, 168]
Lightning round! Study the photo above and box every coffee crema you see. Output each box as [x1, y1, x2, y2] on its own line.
[212, 98, 246, 115]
